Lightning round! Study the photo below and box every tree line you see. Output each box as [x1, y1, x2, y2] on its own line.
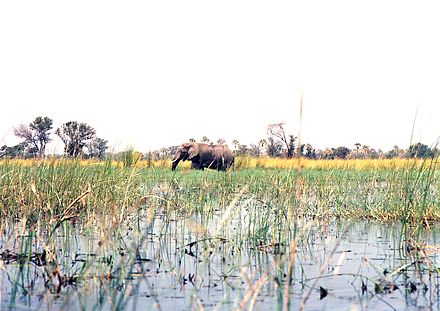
[1, 116, 108, 159]
[151, 122, 439, 161]
[1, 118, 437, 160]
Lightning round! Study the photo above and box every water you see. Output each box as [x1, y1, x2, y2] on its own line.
[2, 211, 440, 310]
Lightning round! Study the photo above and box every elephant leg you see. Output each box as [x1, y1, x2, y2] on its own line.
[191, 161, 203, 170]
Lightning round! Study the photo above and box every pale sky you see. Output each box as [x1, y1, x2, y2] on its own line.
[1, 1, 439, 154]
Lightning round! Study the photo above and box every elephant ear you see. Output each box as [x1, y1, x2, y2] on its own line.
[187, 143, 200, 159]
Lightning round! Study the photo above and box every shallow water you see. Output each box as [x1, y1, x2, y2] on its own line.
[2, 211, 440, 310]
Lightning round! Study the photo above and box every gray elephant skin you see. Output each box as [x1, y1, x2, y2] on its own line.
[171, 142, 234, 171]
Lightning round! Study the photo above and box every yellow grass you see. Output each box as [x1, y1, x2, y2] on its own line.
[0, 157, 107, 167]
[1, 156, 437, 171]
[232, 156, 435, 170]
[0, 157, 190, 169]
[147, 156, 436, 170]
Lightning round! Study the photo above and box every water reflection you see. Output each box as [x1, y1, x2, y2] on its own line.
[1, 212, 440, 310]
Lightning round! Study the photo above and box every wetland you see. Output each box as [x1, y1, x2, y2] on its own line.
[1, 159, 440, 310]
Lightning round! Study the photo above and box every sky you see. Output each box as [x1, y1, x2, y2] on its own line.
[1, 1, 440, 154]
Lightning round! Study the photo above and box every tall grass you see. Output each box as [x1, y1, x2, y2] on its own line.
[151, 156, 438, 170]
[1, 157, 439, 309]
[4, 156, 436, 171]
[1, 158, 439, 223]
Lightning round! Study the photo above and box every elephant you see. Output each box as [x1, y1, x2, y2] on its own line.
[171, 142, 234, 171]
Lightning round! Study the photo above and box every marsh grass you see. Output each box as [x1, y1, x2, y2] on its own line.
[153, 156, 439, 171]
[2, 157, 439, 228]
[6, 157, 436, 171]
[1, 157, 440, 309]
[0, 158, 150, 308]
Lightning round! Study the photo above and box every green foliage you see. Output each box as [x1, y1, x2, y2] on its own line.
[304, 144, 316, 159]
[406, 143, 437, 158]
[56, 121, 96, 157]
[335, 146, 351, 159]
[13, 116, 53, 157]
[86, 137, 108, 159]
[266, 137, 283, 157]
[29, 116, 53, 156]
[385, 145, 405, 159]
[0, 143, 30, 158]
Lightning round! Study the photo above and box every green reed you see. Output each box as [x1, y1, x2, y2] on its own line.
[1, 159, 440, 309]
[1, 161, 439, 253]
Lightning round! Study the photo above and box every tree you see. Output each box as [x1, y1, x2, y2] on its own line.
[296, 143, 305, 157]
[13, 125, 35, 155]
[30, 117, 53, 156]
[56, 121, 96, 157]
[86, 137, 108, 159]
[150, 145, 178, 160]
[288, 135, 296, 157]
[0, 143, 31, 158]
[351, 143, 362, 159]
[362, 145, 370, 159]
[334, 146, 350, 159]
[235, 144, 250, 156]
[266, 137, 283, 157]
[231, 139, 250, 156]
[267, 122, 296, 157]
[322, 148, 336, 159]
[201, 136, 212, 145]
[304, 144, 316, 159]
[13, 116, 53, 157]
[406, 143, 435, 158]
[249, 139, 266, 157]
[216, 138, 226, 146]
[13, 124, 33, 145]
[385, 145, 404, 158]
[232, 139, 241, 152]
